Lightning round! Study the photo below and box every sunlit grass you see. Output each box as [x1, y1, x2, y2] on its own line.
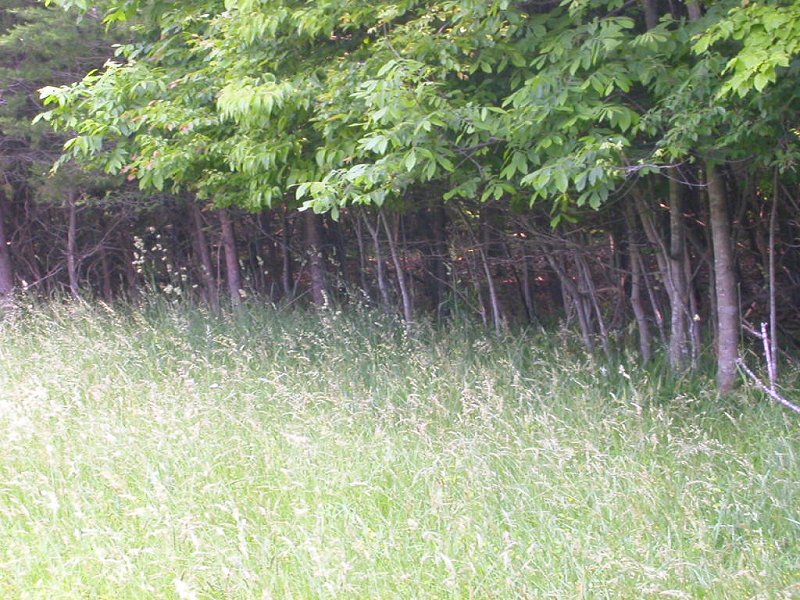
[0, 300, 798, 598]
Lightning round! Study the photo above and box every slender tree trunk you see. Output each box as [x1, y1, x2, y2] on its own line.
[641, 0, 659, 30]
[642, 259, 668, 347]
[479, 244, 504, 335]
[479, 205, 506, 333]
[707, 164, 739, 393]
[304, 210, 326, 307]
[363, 212, 392, 311]
[547, 253, 594, 352]
[768, 171, 779, 381]
[67, 191, 80, 299]
[506, 236, 535, 324]
[576, 250, 611, 359]
[431, 205, 449, 320]
[353, 215, 371, 301]
[608, 231, 626, 331]
[668, 177, 690, 370]
[0, 189, 14, 300]
[634, 184, 690, 371]
[326, 215, 350, 294]
[381, 210, 413, 325]
[191, 203, 219, 311]
[625, 204, 652, 361]
[683, 248, 701, 366]
[281, 206, 294, 301]
[218, 208, 242, 307]
[686, 0, 701, 20]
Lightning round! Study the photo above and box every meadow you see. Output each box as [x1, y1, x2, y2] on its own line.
[0, 301, 797, 599]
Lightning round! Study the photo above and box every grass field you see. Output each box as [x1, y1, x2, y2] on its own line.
[0, 301, 798, 598]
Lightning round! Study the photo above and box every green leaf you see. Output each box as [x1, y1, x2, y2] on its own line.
[405, 150, 417, 172]
[753, 72, 771, 92]
[554, 171, 569, 193]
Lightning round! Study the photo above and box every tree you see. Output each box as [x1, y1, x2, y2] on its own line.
[0, 0, 117, 298]
[38, 0, 800, 390]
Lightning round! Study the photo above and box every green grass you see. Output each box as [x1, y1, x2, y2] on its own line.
[0, 300, 798, 598]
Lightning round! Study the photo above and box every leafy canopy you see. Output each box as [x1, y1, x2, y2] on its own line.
[40, 0, 800, 218]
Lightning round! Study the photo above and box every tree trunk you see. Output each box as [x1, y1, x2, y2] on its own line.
[683, 248, 701, 367]
[686, 0, 701, 21]
[668, 177, 690, 370]
[304, 210, 327, 307]
[768, 171, 779, 381]
[363, 212, 392, 311]
[576, 249, 611, 359]
[634, 184, 690, 371]
[707, 164, 739, 393]
[191, 203, 219, 311]
[67, 191, 80, 299]
[0, 189, 14, 300]
[354, 214, 371, 301]
[381, 210, 414, 325]
[547, 253, 595, 353]
[430, 205, 449, 320]
[641, 0, 659, 30]
[327, 215, 350, 294]
[625, 203, 652, 361]
[281, 206, 294, 301]
[479, 210, 505, 334]
[479, 243, 504, 335]
[218, 208, 242, 307]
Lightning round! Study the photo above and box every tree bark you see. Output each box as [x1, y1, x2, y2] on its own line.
[354, 214, 371, 301]
[363, 212, 392, 311]
[576, 249, 611, 359]
[641, 0, 659, 30]
[191, 203, 219, 311]
[768, 169, 779, 381]
[707, 164, 739, 393]
[304, 210, 327, 307]
[479, 210, 505, 334]
[479, 243, 504, 335]
[686, 0, 701, 21]
[218, 208, 242, 307]
[547, 253, 594, 353]
[634, 184, 690, 371]
[668, 177, 690, 370]
[625, 203, 652, 361]
[327, 215, 350, 294]
[381, 210, 414, 325]
[67, 191, 80, 299]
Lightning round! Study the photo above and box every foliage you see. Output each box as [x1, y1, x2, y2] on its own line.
[696, 1, 800, 98]
[35, 0, 795, 220]
[0, 0, 119, 198]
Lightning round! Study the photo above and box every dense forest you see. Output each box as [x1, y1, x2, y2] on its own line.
[1, 0, 799, 393]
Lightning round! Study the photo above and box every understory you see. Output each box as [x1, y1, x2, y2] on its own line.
[0, 302, 797, 598]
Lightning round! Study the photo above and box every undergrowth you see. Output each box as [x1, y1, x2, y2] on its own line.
[0, 300, 797, 598]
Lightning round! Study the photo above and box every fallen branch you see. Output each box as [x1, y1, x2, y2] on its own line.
[737, 358, 800, 416]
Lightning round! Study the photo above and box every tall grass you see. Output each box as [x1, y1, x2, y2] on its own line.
[0, 301, 797, 598]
